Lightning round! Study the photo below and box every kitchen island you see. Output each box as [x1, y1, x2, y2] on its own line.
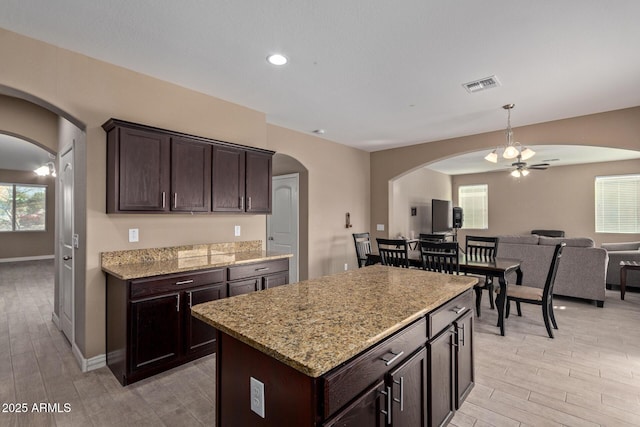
[191, 265, 477, 426]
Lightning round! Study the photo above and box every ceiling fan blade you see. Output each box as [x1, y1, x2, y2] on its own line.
[531, 163, 550, 167]
[529, 165, 548, 170]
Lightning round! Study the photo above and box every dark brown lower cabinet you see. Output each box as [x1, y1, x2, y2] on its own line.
[428, 326, 454, 427]
[324, 379, 386, 427]
[107, 269, 227, 385]
[106, 259, 289, 386]
[454, 311, 474, 408]
[185, 284, 227, 355]
[389, 347, 428, 426]
[131, 293, 182, 372]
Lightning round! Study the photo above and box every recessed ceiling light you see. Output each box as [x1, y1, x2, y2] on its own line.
[267, 54, 288, 66]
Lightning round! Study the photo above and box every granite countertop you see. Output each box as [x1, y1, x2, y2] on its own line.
[191, 265, 477, 378]
[101, 241, 292, 280]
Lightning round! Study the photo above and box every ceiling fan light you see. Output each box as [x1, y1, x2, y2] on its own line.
[34, 165, 50, 176]
[521, 147, 535, 160]
[521, 169, 530, 176]
[510, 169, 521, 178]
[503, 145, 519, 159]
[484, 150, 498, 163]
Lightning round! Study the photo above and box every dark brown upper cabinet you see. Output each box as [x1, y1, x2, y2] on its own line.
[171, 136, 211, 212]
[245, 151, 272, 213]
[106, 125, 171, 212]
[212, 147, 272, 213]
[104, 119, 273, 214]
[211, 145, 245, 212]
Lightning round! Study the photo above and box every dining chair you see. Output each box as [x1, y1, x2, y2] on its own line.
[419, 241, 459, 274]
[501, 242, 565, 338]
[352, 232, 375, 268]
[376, 238, 411, 268]
[465, 236, 499, 317]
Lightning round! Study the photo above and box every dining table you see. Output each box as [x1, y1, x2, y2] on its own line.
[367, 248, 522, 336]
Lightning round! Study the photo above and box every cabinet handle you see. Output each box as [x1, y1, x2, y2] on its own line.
[176, 294, 180, 312]
[381, 350, 404, 366]
[188, 292, 193, 308]
[162, 192, 166, 208]
[459, 323, 466, 347]
[255, 267, 270, 272]
[451, 306, 466, 314]
[379, 386, 392, 424]
[248, 196, 252, 211]
[173, 193, 177, 208]
[175, 280, 194, 286]
[239, 196, 244, 210]
[393, 377, 404, 411]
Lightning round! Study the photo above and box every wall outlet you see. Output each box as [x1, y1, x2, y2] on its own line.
[128, 228, 139, 243]
[250, 377, 265, 418]
[344, 263, 348, 271]
[234, 225, 241, 237]
[376, 224, 385, 231]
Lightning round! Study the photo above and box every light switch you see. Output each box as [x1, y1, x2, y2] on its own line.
[128, 228, 139, 243]
[376, 224, 385, 231]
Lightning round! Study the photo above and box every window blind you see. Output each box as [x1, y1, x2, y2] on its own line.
[595, 175, 640, 233]
[458, 184, 488, 230]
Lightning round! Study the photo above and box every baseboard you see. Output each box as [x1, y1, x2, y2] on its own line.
[0, 255, 55, 263]
[72, 343, 106, 373]
[51, 312, 60, 328]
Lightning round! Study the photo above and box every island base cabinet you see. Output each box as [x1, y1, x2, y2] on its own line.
[323, 380, 386, 427]
[217, 332, 319, 427]
[212, 289, 473, 426]
[428, 326, 455, 427]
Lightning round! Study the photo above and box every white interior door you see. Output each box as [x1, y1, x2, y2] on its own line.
[59, 146, 74, 343]
[267, 174, 299, 283]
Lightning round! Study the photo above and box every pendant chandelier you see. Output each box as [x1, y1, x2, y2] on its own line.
[484, 104, 535, 163]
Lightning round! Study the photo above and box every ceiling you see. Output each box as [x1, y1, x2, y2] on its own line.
[1, 1, 640, 166]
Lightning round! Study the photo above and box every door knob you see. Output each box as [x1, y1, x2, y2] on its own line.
[63, 256, 72, 261]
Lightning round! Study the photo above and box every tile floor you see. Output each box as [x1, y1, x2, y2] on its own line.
[2, 259, 640, 426]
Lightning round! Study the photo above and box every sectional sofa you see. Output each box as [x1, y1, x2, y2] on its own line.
[601, 241, 640, 288]
[496, 235, 608, 307]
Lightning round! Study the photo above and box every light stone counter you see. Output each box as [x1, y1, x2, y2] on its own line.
[191, 265, 477, 377]
[101, 240, 292, 280]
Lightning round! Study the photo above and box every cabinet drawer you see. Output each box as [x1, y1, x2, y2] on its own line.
[130, 269, 225, 299]
[427, 289, 473, 339]
[322, 317, 427, 418]
[228, 258, 289, 281]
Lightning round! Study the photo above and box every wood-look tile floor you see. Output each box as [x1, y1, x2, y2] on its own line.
[2, 260, 640, 426]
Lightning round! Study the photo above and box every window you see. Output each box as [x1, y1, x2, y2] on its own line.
[458, 184, 488, 229]
[595, 174, 640, 233]
[0, 183, 47, 232]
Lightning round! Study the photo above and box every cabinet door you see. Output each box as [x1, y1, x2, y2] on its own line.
[130, 293, 181, 372]
[212, 145, 245, 212]
[428, 326, 454, 427]
[454, 311, 474, 408]
[389, 348, 427, 427]
[171, 137, 212, 212]
[245, 151, 272, 213]
[324, 379, 386, 427]
[228, 278, 259, 297]
[185, 283, 227, 355]
[262, 271, 289, 290]
[118, 127, 170, 211]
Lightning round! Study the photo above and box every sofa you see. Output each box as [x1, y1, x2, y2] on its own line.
[601, 241, 640, 288]
[496, 235, 608, 307]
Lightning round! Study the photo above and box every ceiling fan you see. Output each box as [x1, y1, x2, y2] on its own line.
[509, 154, 550, 177]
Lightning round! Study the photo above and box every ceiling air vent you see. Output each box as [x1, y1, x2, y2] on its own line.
[462, 75, 501, 93]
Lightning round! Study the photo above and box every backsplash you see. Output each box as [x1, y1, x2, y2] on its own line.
[101, 240, 262, 267]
